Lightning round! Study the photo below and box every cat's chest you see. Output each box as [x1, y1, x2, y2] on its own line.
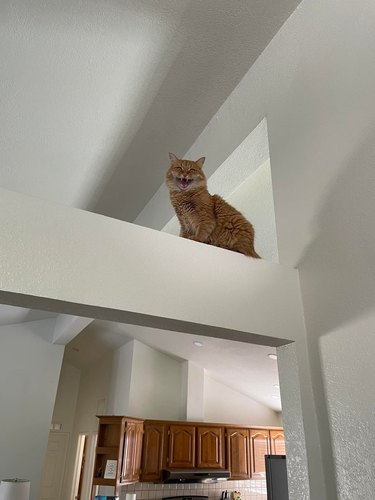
[175, 199, 196, 215]
[173, 197, 201, 230]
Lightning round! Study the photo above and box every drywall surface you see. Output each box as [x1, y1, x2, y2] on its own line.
[128, 340, 183, 419]
[0, 188, 304, 348]
[277, 344, 310, 499]
[228, 160, 278, 262]
[107, 340, 134, 415]
[140, 0, 375, 497]
[51, 361, 81, 432]
[203, 375, 281, 427]
[0, 320, 64, 500]
[182, 361, 205, 421]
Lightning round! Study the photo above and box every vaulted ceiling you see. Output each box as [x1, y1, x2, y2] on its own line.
[2, 0, 301, 221]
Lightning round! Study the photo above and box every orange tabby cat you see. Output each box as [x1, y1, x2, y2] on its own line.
[165, 153, 261, 258]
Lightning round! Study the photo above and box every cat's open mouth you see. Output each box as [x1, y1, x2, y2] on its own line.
[177, 177, 193, 190]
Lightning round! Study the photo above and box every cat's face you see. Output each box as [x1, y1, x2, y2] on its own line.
[165, 153, 207, 192]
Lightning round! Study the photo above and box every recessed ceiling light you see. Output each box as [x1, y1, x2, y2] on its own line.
[193, 341, 204, 347]
[268, 353, 277, 360]
[273, 384, 280, 389]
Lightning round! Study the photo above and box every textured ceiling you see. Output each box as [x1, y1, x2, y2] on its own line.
[1, 0, 302, 220]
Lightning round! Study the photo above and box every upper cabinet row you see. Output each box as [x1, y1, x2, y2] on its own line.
[91, 416, 285, 496]
[141, 420, 285, 481]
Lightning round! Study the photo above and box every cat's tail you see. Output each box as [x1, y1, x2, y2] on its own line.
[249, 250, 261, 259]
[235, 243, 261, 258]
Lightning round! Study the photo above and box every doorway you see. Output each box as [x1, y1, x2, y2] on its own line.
[40, 431, 69, 500]
[71, 434, 88, 500]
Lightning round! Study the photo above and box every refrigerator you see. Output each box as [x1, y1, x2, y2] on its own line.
[265, 455, 289, 500]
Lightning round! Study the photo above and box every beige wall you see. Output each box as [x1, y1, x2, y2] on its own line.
[128, 340, 184, 420]
[204, 375, 282, 427]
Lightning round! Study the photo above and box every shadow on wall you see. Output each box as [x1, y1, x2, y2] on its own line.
[297, 118, 375, 500]
[298, 120, 375, 337]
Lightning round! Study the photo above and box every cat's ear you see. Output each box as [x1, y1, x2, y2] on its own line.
[196, 157, 206, 168]
[169, 153, 178, 164]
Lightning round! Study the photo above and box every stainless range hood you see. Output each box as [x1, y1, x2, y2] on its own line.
[162, 468, 230, 484]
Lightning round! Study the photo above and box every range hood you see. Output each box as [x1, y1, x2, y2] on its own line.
[162, 468, 230, 484]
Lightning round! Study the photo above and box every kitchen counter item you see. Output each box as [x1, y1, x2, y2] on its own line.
[0, 479, 30, 500]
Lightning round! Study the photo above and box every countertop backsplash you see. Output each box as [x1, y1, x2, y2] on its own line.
[120, 480, 267, 500]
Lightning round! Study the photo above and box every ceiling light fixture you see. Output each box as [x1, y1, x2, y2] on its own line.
[268, 353, 277, 360]
[193, 341, 204, 347]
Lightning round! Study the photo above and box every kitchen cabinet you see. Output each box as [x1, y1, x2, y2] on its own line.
[270, 429, 286, 455]
[121, 420, 144, 483]
[197, 426, 224, 469]
[249, 429, 286, 478]
[168, 424, 225, 469]
[92, 416, 144, 496]
[126, 417, 285, 484]
[168, 424, 196, 468]
[226, 428, 250, 479]
[140, 422, 168, 482]
[249, 429, 270, 479]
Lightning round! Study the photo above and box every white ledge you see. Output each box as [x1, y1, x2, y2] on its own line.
[0, 189, 304, 346]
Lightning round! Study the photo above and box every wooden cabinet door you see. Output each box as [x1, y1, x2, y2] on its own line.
[270, 430, 286, 455]
[141, 422, 167, 481]
[197, 426, 225, 469]
[121, 421, 136, 483]
[168, 424, 195, 468]
[249, 429, 270, 479]
[226, 428, 250, 479]
[131, 422, 144, 482]
[121, 421, 144, 483]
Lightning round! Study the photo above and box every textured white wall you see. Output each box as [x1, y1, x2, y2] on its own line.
[0, 188, 304, 348]
[108, 340, 134, 415]
[277, 344, 310, 499]
[182, 361, 205, 421]
[228, 160, 278, 262]
[51, 361, 81, 433]
[0, 320, 64, 500]
[128, 340, 183, 420]
[0, 0, 189, 209]
[204, 375, 281, 427]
